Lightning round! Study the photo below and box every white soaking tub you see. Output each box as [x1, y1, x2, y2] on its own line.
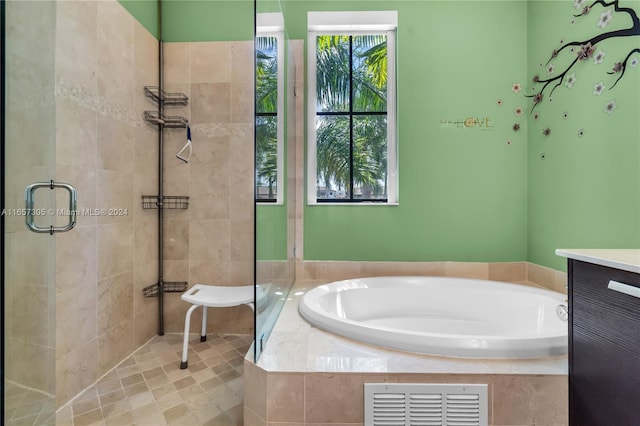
[298, 276, 568, 358]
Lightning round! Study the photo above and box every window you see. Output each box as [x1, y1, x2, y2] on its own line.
[256, 14, 284, 204]
[307, 11, 397, 204]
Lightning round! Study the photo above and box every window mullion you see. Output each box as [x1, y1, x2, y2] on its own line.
[349, 35, 354, 201]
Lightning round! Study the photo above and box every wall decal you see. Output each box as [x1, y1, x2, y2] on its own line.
[594, 49, 607, 63]
[593, 81, 606, 94]
[527, 0, 640, 113]
[440, 117, 495, 130]
[604, 99, 617, 113]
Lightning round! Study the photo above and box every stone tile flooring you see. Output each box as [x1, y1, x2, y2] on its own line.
[5, 333, 253, 426]
[4, 384, 55, 426]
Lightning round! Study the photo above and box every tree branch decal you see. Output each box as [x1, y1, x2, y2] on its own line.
[527, 0, 640, 112]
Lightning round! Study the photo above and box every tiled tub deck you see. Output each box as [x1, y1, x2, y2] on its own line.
[244, 280, 568, 426]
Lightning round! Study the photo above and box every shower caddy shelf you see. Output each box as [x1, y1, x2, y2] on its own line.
[143, 111, 189, 128]
[144, 86, 189, 106]
[142, 84, 189, 304]
[143, 281, 187, 297]
[141, 195, 189, 209]
[143, 86, 189, 128]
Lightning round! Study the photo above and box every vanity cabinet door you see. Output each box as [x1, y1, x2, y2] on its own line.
[569, 260, 640, 426]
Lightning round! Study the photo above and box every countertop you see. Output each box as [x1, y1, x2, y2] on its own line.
[556, 249, 640, 274]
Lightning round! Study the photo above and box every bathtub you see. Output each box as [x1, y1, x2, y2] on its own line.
[298, 276, 568, 358]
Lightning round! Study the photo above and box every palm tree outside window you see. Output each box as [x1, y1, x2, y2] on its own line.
[255, 35, 280, 203]
[307, 11, 398, 205]
[255, 10, 285, 204]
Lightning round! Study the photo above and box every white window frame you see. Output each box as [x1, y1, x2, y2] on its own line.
[256, 13, 285, 205]
[307, 11, 398, 205]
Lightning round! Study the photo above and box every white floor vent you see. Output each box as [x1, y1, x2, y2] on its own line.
[364, 383, 488, 426]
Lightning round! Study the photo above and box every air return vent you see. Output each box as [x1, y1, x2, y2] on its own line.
[364, 383, 488, 426]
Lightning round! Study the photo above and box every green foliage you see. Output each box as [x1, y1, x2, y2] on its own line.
[315, 34, 388, 199]
[256, 37, 278, 113]
[255, 36, 278, 199]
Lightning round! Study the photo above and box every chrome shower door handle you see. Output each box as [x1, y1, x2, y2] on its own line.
[25, 180, 77, 235]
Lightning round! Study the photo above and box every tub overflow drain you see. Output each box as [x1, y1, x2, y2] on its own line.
[556, 304, 568, 321]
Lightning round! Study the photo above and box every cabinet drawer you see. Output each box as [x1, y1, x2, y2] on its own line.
[569, 260, 640, 426]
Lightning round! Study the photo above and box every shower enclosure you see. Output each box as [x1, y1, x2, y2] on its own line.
[2, 0, 162, 419]
[4, 1, 260, 422]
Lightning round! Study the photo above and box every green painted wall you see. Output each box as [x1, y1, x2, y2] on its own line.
[119, 0, 253, 41]
[256, 206, 288, 259]
[527, 0, 640, 271]
[119, 0, 159, 38]
[162, 0, 253, 41]
[282, 1, 530, 261]
[118, 0, 640, 268]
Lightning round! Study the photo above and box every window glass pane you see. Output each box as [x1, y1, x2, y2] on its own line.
[352, 35, 387, 113]
[256, 36, 277, 114]
[316, 35, 350, 113]
[256, 115, 278, 200]
[353, 115, 387, 200]
[312, 29, 393, 203]
[316, 115, 350, 199]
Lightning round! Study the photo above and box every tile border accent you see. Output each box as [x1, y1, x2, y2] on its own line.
[297, 260, 567, 293]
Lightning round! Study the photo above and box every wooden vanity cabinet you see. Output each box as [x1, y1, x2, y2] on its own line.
[568, 259, 640, 425]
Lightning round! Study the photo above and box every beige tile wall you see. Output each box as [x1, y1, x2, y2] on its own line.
[244, 363, 568, 426]
[292, 40, 307, 282]
[161, 40, 255, 336]
[52, 0, 159, 407]
[288, 40, 304, 278]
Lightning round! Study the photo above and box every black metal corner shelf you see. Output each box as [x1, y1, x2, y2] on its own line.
[142, 195, 189, 209]
[144, 86, 189, 106]
[143, 282, 188, 297]
[142, 79, 190, 335]
[143, 111, 189, 128]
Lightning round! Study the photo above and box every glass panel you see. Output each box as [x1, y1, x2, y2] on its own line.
[256, 36, 278, 114]
[316, 115, 350, 199]
[353, 116, 387, 200]
[255, 115, 278, 200]
[316, 35, 350, 113]
[254, 7, 296, 363]
[352, 35, 387, 113]
[4, 1, 57, 422]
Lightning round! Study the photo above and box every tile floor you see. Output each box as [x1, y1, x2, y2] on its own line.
[4, 384, 55, 426]
[5, 333, 253, 426]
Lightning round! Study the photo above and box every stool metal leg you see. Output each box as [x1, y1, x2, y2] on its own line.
[201, 306, 207, 342]
[180, 304, 200, 369]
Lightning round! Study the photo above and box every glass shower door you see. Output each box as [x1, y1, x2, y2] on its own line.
[3, 1, 58, 424]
